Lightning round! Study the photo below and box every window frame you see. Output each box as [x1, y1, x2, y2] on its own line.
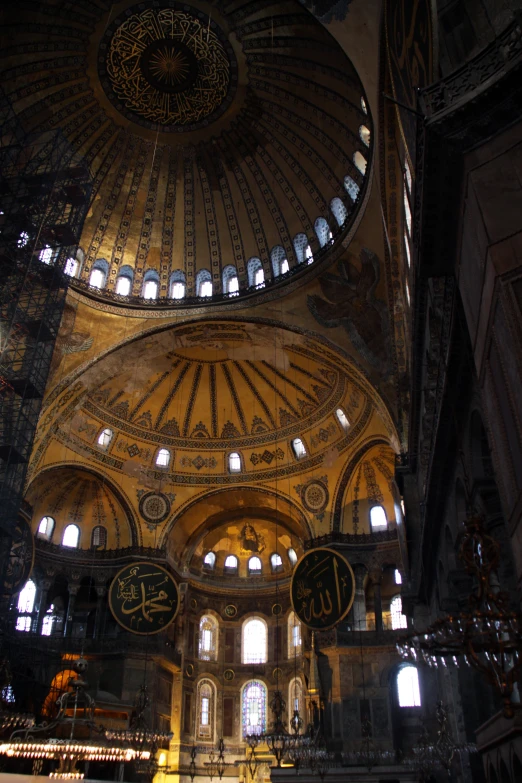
[198, 615, 219, 662]
[224, 554, 238, 574]
[369, 505, 388, 531]
[62, 524, 80, 549]
[241, 679, 267, 739]
[397, 665, 421, 708]
[196, 678, 216, 740]
[242, 617, 268, 664]
[155, 448, 171, 469]
[291, 438, 307, 460]
[37, 516, 55, 541]
[91, 525, 107, 550]
[248, 556, 262, 575]
[97, 428, 113, 450]
[203, 551, 216, 570]
[270, 552, 283, 573]
[228, 451, 242, 474]
[335, 407, 350, 431]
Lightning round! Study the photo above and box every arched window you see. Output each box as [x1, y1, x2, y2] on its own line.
[228, 452, 241, 473]
[288, 678, 304, 733]
[353, 151, 367, 176]
[397, 665, 421, 707]
[37, 516, 55, 540]
[156, 448, 171, 468]
[370, 505, 387, 530]
[64, 257, 79, 277]
[224, 554, 238, 573]
[41, 604, 55, 636]
[197, 679, 215, 740]
[359, 125, 371, 147]
[115, 266, 134, 295]
[222, 265, 239, 295]
[335, 408, 350, 431]
[62, 524, 80, 549]
[242, 618, 267, 664]
[199, 615, 218, 661]
[248, 556, 262, 574]
[203, 551, 216, 569]
[196, 269, 212, 297]
[288, 611, 302, 657]
[390, 595, 407, 630]
[242, 680, 267, 738]
[291, 438, 307, 460]
[394, 569, 402, 585]
[271, 246, 289, 277]
[405, 279, 411, 306]
[39, 245, 54, 265]
[142, 270, 159, 300]
[293, 233, 312, 265]
[16, 579, 36, 632]
[360, 96, 368, 114]
[169, 270, 186, 299]
[271, 553, 283, 572]
[91, 525, 107, 550]
[330, 198, 348, 228]
[344, 175, 360, 202]
[314, 217, 332, 248]
[287, 547, 297, 566]
[97, 428, 113, 449]
[90, 259, 109, 289]
[247, 257, 265, 288]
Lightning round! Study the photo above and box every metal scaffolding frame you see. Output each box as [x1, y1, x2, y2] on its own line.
[0, 88, 92, 583]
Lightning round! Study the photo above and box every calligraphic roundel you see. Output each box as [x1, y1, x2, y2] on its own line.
[109, 562, 180, 635]
[290, 548, 355, 631]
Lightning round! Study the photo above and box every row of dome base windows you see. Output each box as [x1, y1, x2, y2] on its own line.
[79, 158, 370, 300]
[203, 549, 296, 574]
[35, 503, 391, 551]
[36, 517, 105, 549]
[94, 408, 351, 469]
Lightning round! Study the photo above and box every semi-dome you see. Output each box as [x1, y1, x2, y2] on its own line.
[2, 0, 371, 307]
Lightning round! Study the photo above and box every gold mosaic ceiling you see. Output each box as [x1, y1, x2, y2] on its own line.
[0, 0, 371, 305]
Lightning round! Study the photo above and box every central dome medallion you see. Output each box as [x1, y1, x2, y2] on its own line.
[99, 4, 236, 130]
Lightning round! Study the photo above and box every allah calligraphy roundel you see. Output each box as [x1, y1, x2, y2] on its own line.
[108, 562, 180, 635]
[290, 547, 355, 631]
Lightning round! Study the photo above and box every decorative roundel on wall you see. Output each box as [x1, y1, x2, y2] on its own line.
[223, 604, 237, 618]
[108, 562, 180, 635]
[301, 481, 329, 514]
[224, 669, 235, 681]
[290, 547, 355, 631]
[139, 491, 171, 524]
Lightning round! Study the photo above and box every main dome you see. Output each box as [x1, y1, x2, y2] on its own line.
[1, 0, 372, 308]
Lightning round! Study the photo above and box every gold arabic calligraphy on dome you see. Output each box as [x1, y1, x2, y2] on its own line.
[104, 7, 232, 128]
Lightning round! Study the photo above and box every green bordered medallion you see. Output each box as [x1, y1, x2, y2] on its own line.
[223, 604, 237, 618]
[290, 547, 355, 631]
[108, 562, 179, 635]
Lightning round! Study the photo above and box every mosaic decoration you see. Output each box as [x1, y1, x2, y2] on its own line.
[310, 422, 336, 448]
[250, 448, 284, 466]
[179, 455, 218, 470]
[99, 4, 236, 130]
[239, 524, 266, 555]
[109, 562, 179, 634]
[290, 547, 355, 630]
[4, 518, 34, 597]
[139, 491, 171, 524]
[308, 248, 392, 375]
[301, 480, 329, 514]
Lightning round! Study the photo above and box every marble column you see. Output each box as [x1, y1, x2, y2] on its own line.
[64, 584, 79, 637]
[35, 579, 51, 635]
[93, 586, 106, 639]
[372, 572, 383, 633]
[352, 567, 367, 632]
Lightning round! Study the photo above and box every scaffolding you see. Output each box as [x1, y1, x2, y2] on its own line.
[0, 88, 92, 584]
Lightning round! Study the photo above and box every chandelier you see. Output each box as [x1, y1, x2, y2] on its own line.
[0, 659, 153, 779]
[342, 716, 394, 771]
[397, 515, 522, 717]
[407, 701, 476, 781]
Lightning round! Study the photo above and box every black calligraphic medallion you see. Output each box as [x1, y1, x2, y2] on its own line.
[290, 547, 355, 630]
[108, 562, 179, 635]
[4, 517, 34, 596]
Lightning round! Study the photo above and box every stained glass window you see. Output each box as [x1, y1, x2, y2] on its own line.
[199, 616, 218, 661]
[197, 680, 214, 739]
[242, 680, 267, 738]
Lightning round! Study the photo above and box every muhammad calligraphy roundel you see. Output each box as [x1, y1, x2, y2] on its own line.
[290, 547, 355, 631]
[109, 562, 180, 635]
